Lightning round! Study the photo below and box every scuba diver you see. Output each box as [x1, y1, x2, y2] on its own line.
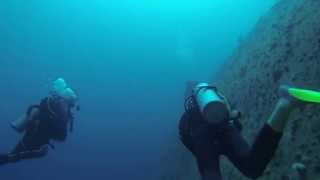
[179, 82, 318, 180]
[0, 78, 79, 166]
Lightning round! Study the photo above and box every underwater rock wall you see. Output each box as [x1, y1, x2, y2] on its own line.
[215, 0, 320, 179]
[158, 0, 320, 179]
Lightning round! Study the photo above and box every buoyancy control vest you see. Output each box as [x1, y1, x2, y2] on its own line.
[26, 97, 73, 142]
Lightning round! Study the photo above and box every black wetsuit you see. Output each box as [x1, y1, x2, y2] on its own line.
[179, 106, 282, 180]
[0, 97, 72, 165]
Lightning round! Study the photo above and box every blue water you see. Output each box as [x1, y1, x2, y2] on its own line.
[0, 0, 276, 179]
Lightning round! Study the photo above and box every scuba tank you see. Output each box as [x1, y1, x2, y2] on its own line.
[193, 83, 230, 126]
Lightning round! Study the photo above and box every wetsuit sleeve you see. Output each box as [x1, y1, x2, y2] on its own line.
[25, 108, 41, 129]
[221, 124, 282, 179]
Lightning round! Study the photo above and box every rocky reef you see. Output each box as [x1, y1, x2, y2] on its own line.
[158, 0, 320, 179]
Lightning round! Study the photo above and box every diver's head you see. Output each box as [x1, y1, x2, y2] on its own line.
[50, 78, 79, 110]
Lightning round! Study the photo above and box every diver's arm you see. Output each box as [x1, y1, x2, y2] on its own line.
[11, 108, 40, 133]
[24, 108, 41, 130]
[28, 108, 40, 122]
[30, 108, 39, 116]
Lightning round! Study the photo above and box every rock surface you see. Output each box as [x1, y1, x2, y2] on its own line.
[158, 0, 320, 179]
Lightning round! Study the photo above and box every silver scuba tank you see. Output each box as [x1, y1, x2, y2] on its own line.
[193, 83, 230, 125]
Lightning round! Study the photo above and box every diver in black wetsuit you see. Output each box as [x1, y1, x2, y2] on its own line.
[179, 82, 308, 180]
[0, 78, 79, 166]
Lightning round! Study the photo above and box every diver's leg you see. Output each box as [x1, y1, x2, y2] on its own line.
[194, 138, 222, 180]
[0, 154, 9, 166]
[0, 139, 29, 165]
[8, 138, 48, 163]
[9, 145, 48, 161]
[221, 122, 282, 178]
[191, 130, 223, 180]
[179, 111, 223, 180]
[222, 85, 305, 178]
[197, 156, 222, 180]
[267, 98, 294, 132]
[267, 85, 304, 132]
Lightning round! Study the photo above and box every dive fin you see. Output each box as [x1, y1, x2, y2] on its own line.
[288, 88, 320, 103]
